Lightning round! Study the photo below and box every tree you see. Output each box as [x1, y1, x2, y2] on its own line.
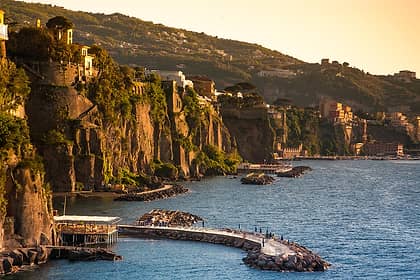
[7, 28, 53, 60]
[46, 16, 74, 30]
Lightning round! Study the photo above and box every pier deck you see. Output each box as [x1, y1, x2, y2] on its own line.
[118, 225, 291, 257]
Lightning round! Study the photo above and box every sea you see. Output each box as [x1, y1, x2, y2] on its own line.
[5, 160, 420, 280]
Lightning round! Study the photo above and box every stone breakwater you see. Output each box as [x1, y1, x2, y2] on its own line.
[136, 209, 203, 227]
[243, 239, 329, 272]
[277, 166, 312, 178]
[118, 225, 330, 272]
[114, 184, 189, 202]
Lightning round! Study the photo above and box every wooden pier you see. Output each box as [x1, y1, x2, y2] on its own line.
[54, 215, 121, 246]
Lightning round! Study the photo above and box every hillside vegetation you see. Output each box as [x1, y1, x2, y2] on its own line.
[3, 0, 420, 113]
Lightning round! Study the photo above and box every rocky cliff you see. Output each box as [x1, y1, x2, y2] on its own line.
[23, 59, 234, 192]
[0, 59, 54, 251]
[221, 107, 274, 162]
[1, 157, 54, 249]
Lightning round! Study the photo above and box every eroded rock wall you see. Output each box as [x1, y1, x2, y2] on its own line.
[0, 154, 54, 251]
[25, 62, 234, 191]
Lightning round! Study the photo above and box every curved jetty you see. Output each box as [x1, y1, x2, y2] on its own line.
[118, 225, 330, 272]
[241, 173, 275, 185]
[114, 184, 188, 201]
[277, 166, 312, 178]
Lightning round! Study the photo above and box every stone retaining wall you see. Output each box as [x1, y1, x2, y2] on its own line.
[114, 184, 189, 202]
[119, 227, 260, 251]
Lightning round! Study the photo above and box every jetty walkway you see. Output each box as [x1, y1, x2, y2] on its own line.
[119, 225, 288, 256]
[118, 225, 329, 272]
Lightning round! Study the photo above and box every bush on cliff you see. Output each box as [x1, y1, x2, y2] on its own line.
[183, 87, 202, 131]
[286, 107, 320, 155]
[7, 26, 78, 63]
[0, 60, 30, 111]
[0, 113, 31, 156]
[114, 168, 162, 189]
[144, 74, 168, 125]
[42, 129, 72, 146]
[151, 160, 178, 180]
[195, 145, 241, 175]
[87, 46, 135, 123]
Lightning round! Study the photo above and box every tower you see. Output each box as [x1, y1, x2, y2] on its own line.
[0, 9, 8, 59]
[362, 119, 368, 144]
[46, 16, 73, 45]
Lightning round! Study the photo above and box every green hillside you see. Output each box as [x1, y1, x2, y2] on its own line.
[2, 0, 420, 114]
[2, 0, 300, 84]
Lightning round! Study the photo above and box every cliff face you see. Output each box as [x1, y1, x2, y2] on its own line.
[0, 58, 54, 251]
[0, 152, 54, 250]
[24, 61, 233, 192]
[221, 107, 274, 162]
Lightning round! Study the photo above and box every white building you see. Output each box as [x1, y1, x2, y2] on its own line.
[150, 70, 194, 89]
[257, 69, 296, 79]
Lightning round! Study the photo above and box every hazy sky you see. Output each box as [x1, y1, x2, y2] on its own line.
[22, 0, 420, 76]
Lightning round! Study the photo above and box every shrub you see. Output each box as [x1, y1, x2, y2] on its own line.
[151, 160, 178, 180]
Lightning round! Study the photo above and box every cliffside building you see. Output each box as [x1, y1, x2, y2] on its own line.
[388, 112, 414, 134]
[71, 45, 96, 80]
[188, 76, 215, 100]
[274, 144, 307, 159]
[363, 142, 404, 157]
[394, 70, 416, 82]
[319, 99, 353, 125]
[151, 70, 193, 89]
[48, 21, 73, 45]
[321, 58, 329, 65]
[0, 9, 8, 59]
[257, 69, 296, 79]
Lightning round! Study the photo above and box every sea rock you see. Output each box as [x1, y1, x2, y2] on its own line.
[8, 250, 23, 267]
[241, 173, 275, 185]
[0, 257, 14, 274]
[277, 166, 312, 178]
[27, 249, 38, 265]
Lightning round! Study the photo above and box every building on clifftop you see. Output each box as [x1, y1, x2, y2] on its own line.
[0, 9, 8, 59]
[46, 16, 73, 45]
[187, 76, 216, 100]
[394, 70, 416, 82]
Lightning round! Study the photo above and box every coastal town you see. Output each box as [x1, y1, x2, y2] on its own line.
[0, 1, 419, 279]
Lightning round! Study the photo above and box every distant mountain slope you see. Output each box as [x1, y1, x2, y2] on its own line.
[3, 0, 420, 114]
[3, 0, 300, 84]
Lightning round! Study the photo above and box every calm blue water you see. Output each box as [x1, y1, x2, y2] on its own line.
[6, 160, 420, 280]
